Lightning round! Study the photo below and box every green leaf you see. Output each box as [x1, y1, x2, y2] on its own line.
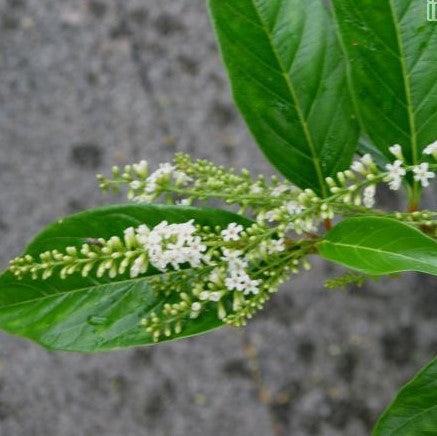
[332, 0, 437, 166]
[373, 357, 437, 435]
[319, 217, 437, 276]
[0, 204, 251, 352]
[208, 0, 359, 196]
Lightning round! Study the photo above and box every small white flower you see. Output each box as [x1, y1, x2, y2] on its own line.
[145, 181, 157, 194]
[129, 180, 143, 190]
[271, 184, 289, 197]
[351, 160, 366, 174]
[423, 141, 437, 158]
[133, 160, 148, 177]
[130, 255, 147, 278]
[267, 238, 286, 254]
[199, 291, 210, 301]
[221, 249, 243, 262]
[225, 275, 243, 291]
[191, 302, 202, 312]
[209, 268, 222, 284]
[124, 227, 137, 248]
[264, 209, 280, 222]
[360, 153, 374, 166]
[221, 222, 243, 241]
[173, 171, 192, 186]
[250, 184, 263, 194]
[243, 279, 261, 296]
[227, 257, 248, 273]
[389, 144, 403, 160]
[208, 292, 222, 302]
[363, 185, 376, 208]
[351, 154, 374, 175]
[157, 162, 175, 174]
[413, 162, 435, 187]
[385, 160, 406, 191]
[284, 201, 303, 215]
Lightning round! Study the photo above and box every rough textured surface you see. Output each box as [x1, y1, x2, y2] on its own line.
[0, 1, 435, 435]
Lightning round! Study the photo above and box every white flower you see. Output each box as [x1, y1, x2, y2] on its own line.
[243, 279, 261, 296]
[264, 209, 280, 222]
[129, 180, 143, 190]
[413, 162, 435, 187]
[271, 184, 289, 197]
[199, 291, 210, 301]
[144, 163, 175, 194]
[222, 249, 248, 277]
[124, 227, 137, 248]
[145, 181, 157, 194]
[360, 153, 374, 166]
[133, 160, 148, 177]
[351, 160, 366, 174]
[284, 201, 303, 215]
[423, 141, 437, 158]
[363, 185, 376, 208]
[228, 257, 248, 273]
[130, 254, 148, 278]
[209, 268, 222, 284]
[208, 292, 222, 302]
[191, 302, 202, 312]
[225, 275, 243, 291]
[267, 238, 286, 254]
[135, 225, 150, 245]
[250, 184, 263, 194]
[351, 154, 374, 175]
[389, 144, 403, 160]
[221, 249, 243, 262]
[173, 170, 192, 186]
[226, 271, 249, 292]
[221, 222, 243, 241]
[385, 160, 406, 190]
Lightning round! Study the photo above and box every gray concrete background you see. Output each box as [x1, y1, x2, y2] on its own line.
[0, 1, 435, 435]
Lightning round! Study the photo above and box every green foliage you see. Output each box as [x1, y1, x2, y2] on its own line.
[0, 204, 251, 351]
[373, 357, 437, 435]
[0, 2, 437, 433]
[319, 217, 437, 276]
[332, 0, 437, 168]
[208, 0, 359, 196]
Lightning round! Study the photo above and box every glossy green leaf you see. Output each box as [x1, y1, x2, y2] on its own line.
[332, 0, 437, 165]
[319, 217, 437, 276]
[208, 0, 359, 196]
[0, 204, 251, 352]
[373, 357, 437, 435]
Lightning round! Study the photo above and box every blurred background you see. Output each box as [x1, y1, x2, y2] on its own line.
[0, 1, 435, 435]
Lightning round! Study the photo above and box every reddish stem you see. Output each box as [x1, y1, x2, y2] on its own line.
[324, 219, 333, 231]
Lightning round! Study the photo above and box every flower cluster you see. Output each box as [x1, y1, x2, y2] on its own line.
[10, 216, 315, 341]
[10, 220, 210, 281]
[10, 137, 437, 343]
[134, 220, 207, 273]
[97, 145, 436, 240]
[385, 144, 435, 190]
[98, 153, 299, 213]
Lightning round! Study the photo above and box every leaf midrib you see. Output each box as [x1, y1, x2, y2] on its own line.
[0, 276, 146, 310]
[387, 0, 418, 164]
[321, 240, 435, 271]
[246, 0, 328, 197]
